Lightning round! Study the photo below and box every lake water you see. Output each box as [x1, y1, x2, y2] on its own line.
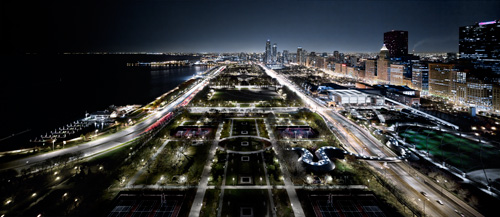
[0, 54, 206, 149]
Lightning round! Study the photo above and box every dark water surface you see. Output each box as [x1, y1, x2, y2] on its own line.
[0, 54, 205, 148]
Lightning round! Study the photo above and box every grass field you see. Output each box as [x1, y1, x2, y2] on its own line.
[225, 153, 266, 186]
[219, 137, 271, 152]
[399, 127, 500, 172]
[211, 89, 279, 103]
[220, 189, 271, 217]
[232, 119, 257, 136]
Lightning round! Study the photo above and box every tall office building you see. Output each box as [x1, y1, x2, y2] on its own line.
[390, 64, 405, 86]
[272, 43, 277, 63]
[377, 44, 391, 83]
[412, 63, 429, 95]
[365, 59, 377, 83]
[283, 50, 289, 63]
[265, 39, 272, 64]
[333, 51, 339, 62]
[297, 47, 303, 65]
[384, 30, 408, 58]
[459, 20, 500, 60]
[428, 63, 455, 97]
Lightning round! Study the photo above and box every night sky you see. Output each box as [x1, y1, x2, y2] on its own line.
[2, 0, 499, 54]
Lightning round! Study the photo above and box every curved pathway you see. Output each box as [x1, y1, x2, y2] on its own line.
[290, 145, 411, 171]
[219, 135, 271, 142]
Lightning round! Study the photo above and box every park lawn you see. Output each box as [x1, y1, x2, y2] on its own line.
[225, 153, 266, 186]
[272, 189, 294, 217]
[232, 119, 258, 136]
[400, 127, 500, 172]
[200, 189, 221, 217]
[220, 189, 271, 217]
[220, 120, 231, 139]
[219, 137, 271, 152]
[263, 150, 284, 185]
[209, 150, 227, 186]
[134, 142, 210, 185]
[256, 119, 270, 139]
[211, 89, 279, 103]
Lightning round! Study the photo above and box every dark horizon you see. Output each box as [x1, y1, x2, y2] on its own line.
[2, 0, 499, 54]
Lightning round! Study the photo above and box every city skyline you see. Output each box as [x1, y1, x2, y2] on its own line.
[2, 0, 500, 54]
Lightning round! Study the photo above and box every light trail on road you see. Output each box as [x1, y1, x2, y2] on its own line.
[261, 63, 483, 217]
[0, 66, 226, 172]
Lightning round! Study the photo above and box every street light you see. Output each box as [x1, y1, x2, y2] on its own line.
[436, 179, 446, 196]
[418, 198, 429, 216]
[233, 177, 235, 185]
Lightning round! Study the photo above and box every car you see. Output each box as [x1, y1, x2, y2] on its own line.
[436, 200, 443, 205]
[420, 191, 428, 197]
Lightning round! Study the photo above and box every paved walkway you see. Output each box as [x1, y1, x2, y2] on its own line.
[261, 152, 277, 217]
[216, 154, 229, 217]
[265, 120, 306, 217]
[219, 135, 272, 142]
[126, 139, 171, 188]
[189, 122, 224, 217]
[255, 119, 260, 137]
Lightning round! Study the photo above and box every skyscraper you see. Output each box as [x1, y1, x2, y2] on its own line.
[428, 63, 455, 97]
[297, 47, 303, 65]
[272, 43, 277, 63]
[412, 63, 429, 95]
[265, 39, 271, 64]
[383, 30, 408, 58]
[283, 50, 289, 63]
[459, 20, 500, 60]
[377, 44, 391, 83]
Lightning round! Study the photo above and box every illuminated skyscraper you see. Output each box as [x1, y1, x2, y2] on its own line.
[265, 39, 271, 64]
[297, 46, 303, 65]
[283, 50, 289, 63]
[459, 20, 500, 60]
[383, 30, 408, 58]
[333, 51, 339, 62]
[272, 43, 277, 63]
[377, 44, 391, 83]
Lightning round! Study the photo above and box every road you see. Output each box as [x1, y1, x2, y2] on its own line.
[261, 64, 483, 217]
[0, 66, 224, 172]
[188, 106, 300, 113]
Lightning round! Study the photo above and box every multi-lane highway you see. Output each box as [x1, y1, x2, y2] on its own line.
[0, 66, 225, 172]
[261, 64, 483, 217]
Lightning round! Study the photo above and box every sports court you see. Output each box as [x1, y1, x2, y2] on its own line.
[108, 192, 184, 217]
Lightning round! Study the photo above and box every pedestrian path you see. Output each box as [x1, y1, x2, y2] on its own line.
[126, 139, 171, 188]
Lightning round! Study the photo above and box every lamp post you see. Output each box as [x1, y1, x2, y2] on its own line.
[418, 198, 429, 216]
[436, 179, 446, 196]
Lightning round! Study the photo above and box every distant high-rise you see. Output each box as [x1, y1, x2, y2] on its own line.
[297, 47, 303, 65]
[265, 39, 272, 64]
[459, 20, 500, 60]
[283, 50, 289, 63]
[377, 44, 391, 83]
[412, 63, 429, 95]
[428, 63, 455, 97]
[365, 59, 377, 83]
[333, 51, 339, 61]
[272, 43, 277, 63]
[384, 30, 408, 58]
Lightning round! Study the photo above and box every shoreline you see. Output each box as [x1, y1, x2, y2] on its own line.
[0, 66, 212, 158]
